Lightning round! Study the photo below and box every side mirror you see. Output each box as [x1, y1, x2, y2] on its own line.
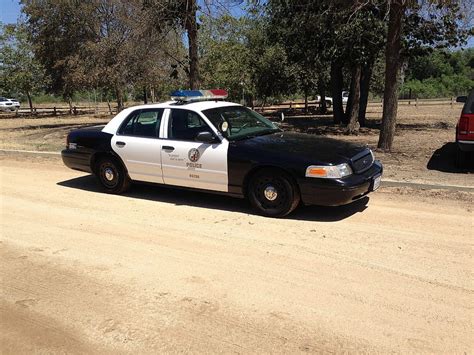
[456, 96, 467, 103]
[196, 131, 218, 143]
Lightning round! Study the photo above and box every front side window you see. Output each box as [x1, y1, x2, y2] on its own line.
[119, 109, 163, 138]
[168, 109, 212, 141]
[202, 106, 280, 141]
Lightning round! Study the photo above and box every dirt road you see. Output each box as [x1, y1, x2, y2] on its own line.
[1, 156, 472, 353]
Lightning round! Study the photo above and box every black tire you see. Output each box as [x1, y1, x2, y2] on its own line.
[248, 169, 300, 217]
[95, 156, 130, 194]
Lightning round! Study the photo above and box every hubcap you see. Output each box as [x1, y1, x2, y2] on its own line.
[263, 185, 278, 201]
[104, 168, 115, 181]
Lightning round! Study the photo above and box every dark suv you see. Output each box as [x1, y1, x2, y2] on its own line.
[456, 90, 474, 167]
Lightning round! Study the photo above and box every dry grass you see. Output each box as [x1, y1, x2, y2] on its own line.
[0, 115, 112, 152]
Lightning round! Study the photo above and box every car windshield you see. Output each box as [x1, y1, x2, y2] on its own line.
[202, 106, 280, 141]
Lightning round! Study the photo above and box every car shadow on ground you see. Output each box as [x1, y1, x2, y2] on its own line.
[57, 175, 369, 222]
[427, 142, 474, 173]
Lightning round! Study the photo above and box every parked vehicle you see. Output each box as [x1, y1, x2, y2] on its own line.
[342, 91, 349, 104]
[314, 95, 333, 108]
[316, 91, 349, 108]
[455, 91, 474, 168]
[62, 89, 382, 217]
[0, 97, 20, 111]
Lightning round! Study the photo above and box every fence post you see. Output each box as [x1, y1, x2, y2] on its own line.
[450, 97, 453, 108]
[53, 107, 57, 116]
[415, 98, 418, 108]
[73, 106, 77, 115]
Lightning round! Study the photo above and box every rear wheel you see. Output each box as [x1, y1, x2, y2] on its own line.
[248, 169, 300, 217]
[96, 157, 130, 194]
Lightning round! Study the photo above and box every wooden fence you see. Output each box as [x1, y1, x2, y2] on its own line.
[0, 98, 463, 118]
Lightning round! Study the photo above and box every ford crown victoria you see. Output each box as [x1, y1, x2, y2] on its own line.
[62, 90, 383, 217]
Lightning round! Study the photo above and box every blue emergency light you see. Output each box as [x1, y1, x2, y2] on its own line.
[170, 89, 228, 102]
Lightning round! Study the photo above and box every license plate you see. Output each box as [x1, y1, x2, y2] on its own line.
[372, 175, 382, 191]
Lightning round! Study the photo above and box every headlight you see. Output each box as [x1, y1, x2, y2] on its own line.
[305, 163, 353, 179]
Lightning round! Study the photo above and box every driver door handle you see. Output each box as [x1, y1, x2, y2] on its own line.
[116, 141, 126, 147]
[162, 146, 174, 151]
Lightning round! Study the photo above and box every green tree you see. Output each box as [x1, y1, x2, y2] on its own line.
[22, 0, 186, 111]
[0, 22, 48, 112]
[199, 15, 252, 100]
[265, 0, 386, 128]
[378, 0, 470, 151]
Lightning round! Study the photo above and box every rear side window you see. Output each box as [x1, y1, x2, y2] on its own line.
[462, 89, 474, 114]
[119, 109, 163, 138]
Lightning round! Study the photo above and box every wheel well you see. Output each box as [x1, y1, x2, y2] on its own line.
[242, 165, 299, 198]
[90, 152, 128, 175]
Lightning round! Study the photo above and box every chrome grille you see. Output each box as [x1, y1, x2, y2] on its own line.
[352, 151, 374, 173]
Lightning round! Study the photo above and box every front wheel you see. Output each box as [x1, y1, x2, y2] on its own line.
[96, 157, 130, 194]
[248, 169, 300, 217]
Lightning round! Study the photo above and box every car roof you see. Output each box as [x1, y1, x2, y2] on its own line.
[102, 100, 241, 135]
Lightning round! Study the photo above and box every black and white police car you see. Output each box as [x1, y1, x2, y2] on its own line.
[62, 89, 382, 217]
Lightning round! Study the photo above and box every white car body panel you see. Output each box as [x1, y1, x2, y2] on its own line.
[161, 108, 229, 191]
[111, 134, 165, 184]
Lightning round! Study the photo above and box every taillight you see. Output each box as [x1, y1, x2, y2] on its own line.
[458, 116, 469, 135]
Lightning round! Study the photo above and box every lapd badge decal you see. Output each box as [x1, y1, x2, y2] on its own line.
[188, 148, 200, 162]
[187, 148, 202, 169]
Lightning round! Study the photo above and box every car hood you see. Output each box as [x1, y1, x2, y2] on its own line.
[231, 131, 368, 165]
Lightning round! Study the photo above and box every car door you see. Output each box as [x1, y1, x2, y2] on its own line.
[111, 108, 165, 184]
[160, 108, 229, 192]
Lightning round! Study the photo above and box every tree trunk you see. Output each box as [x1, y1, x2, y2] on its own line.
[358, 60, 374, 127]
[185, 0, 200, 90]
[67, 96, 73, 115]
[26, 90, 33, 113]
[106, 100, 113, 115]
[378, 1, 404, 151]
[304, 87, 308, 113]
[320, 85, 327, 114]
[143, 87, 148, 104]
[330, 61, 344, 124]
[346, 65, 362, 134]
[116, 86, 124, 112]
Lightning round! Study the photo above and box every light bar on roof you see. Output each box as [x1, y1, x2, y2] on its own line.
[170, 89, 228, 102]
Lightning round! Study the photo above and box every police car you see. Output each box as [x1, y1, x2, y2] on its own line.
[62, 90, 383, 217]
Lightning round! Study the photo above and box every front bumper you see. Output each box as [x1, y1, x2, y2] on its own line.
[298, 161, 383, 206]
[0, 105, 18, 110]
